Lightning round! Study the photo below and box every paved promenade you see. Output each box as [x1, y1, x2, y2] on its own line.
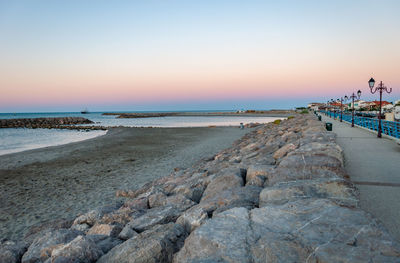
[321, 114, 400, 241]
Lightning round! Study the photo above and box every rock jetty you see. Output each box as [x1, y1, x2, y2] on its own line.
[0, 117, 105, 130]
[102, 113, 177, 118]
[102, 110, 293, 119]
[2, 114, 400, 262]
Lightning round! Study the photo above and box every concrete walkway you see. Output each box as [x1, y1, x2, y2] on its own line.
[321, 114, 400, 241]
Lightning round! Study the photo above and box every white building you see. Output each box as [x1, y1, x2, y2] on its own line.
[350, 100, 365, 110]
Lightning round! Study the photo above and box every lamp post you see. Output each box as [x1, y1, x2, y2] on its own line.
[337, 96, 348, 122]
[368, 78, 392, 138]
[348, 90, 361, 127]
[326, 100, 331, 117]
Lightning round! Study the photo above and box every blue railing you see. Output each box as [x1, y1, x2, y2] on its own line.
[320, 111, 400, 139]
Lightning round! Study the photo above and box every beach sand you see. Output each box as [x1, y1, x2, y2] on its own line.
[0, 126, 249, 240]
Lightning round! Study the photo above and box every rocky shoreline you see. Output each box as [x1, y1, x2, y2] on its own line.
[0, 117, 103, 130]
[1, 114, 400, 262]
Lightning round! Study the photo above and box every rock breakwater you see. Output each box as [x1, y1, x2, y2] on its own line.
[2, 115, 400, 262]
[0, 117, 97, 129]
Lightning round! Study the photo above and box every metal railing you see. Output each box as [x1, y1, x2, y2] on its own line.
[320, 111, 400, 139]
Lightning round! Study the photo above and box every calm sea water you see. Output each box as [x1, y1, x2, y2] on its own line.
[0, 111, 283, 155]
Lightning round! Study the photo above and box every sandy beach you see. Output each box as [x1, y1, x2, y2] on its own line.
[0, 126, 249, 241]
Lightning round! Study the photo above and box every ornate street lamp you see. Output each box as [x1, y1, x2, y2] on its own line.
[337, 96, 348, 122]
[326, 100, 331, 117]
[368, 77, 392, 138]
[348, 90, 361, 127]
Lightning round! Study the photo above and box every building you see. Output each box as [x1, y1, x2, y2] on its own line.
[349, 100, 365, 110]
[307, 103, 325, 111]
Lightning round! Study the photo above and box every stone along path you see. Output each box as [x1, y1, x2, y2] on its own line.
[321, 114, 400, 241]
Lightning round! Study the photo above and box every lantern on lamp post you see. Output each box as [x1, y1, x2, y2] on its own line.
[368, 78, 392, 138]
[348, 90, 361, 127]
[337, 96, 348, 122]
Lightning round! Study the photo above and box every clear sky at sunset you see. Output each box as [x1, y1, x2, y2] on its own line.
[1, 0, 399, 112]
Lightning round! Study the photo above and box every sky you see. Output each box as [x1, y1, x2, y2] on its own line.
[1, 0, 399, 112]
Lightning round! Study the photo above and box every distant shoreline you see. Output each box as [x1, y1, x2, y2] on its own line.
[102, 110, 294, 118]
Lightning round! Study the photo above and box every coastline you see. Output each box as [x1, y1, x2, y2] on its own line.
[2, 114, 399, 262]
[0, 126, 250, 240]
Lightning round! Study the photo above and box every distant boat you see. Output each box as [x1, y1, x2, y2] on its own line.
[81, 108, 89, 114]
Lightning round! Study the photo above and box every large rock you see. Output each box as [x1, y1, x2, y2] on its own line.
[98, 223, 186, 263]
[272, 143, 297, 160]
[281, 130, 300, 143]
[86, 235, 123, 254]
[73, 205, 119, 227]
[260, 178, 358, 207]
[267, 166, 346, 186]
[279, 151, 343, 170]
[0, 240, 27, 263]
[200, 170, 244, 203]
[86, 224, 122, 237]
[250, 199, 400, 262]
[127, 205, 185, 233]
[21, 229, 81, 263]
[50, 235, 103, 263]
[245, 165, 273, 182]
[100, 206, 145, 226]
[173, 207, 253, 263]
[149, 194, 196, 210]
[199, 186, 262, 215]
[176, 206, 208, 233]
[175, 201, 400, 262]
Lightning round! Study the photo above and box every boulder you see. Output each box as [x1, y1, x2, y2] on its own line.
[175, 186, 205, 203]
[259, 178, 358, 207]
[267, 166, 346, 186]
[175, 200, 400, 263]
[200, 186, 262, 215]
[86, 235, 123, 254]
[149, 193, 196, 210]
[86, 224, 122, 237]
[118, 226, 139, 240]
[50, 235, 103, 263]
[176, 206, 208, 233]
[281, 131, 300, 143]
[122, 197, 149, 210]
[73, 206, 118, 227]
[70, 223, 90, 232]
[127, 205, 185, 233]
[245, 175, 265, 187]
[0, 240, 27, 263]
[21, 229, 81, 263]
[200, 170, 244, 203]
[173, 207, 253, 263]
[148, 191, 168, 208]
[250, 199, 400, 262]
[245, 165, 273, 183]
[272, 143, 297, 160]
[98, 223, 186, 263]
[100, 207, 144, 226]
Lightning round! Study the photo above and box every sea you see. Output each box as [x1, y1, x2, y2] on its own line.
[0, 111, 283, 155]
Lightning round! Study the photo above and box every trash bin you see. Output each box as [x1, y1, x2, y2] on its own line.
[326, 122, 332, 131]
[318, 115, 322, 121]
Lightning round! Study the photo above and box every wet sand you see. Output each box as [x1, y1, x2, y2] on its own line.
[0, 126, 249, 240]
